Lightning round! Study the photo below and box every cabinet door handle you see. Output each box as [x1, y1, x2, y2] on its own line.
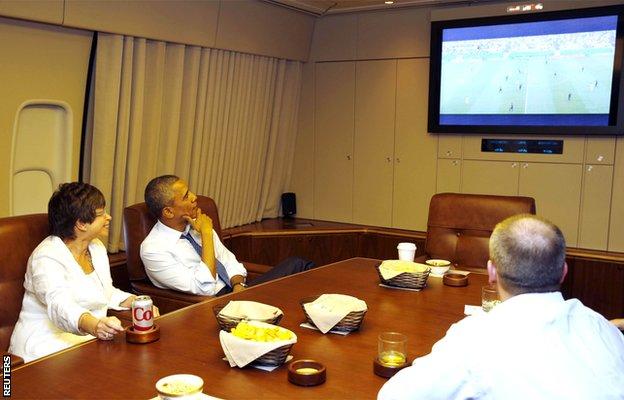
[511, 162, 518, 168]
[587, 165, 593, 172]
[522, 163, 529, 169]
[346, 155, 351, 160]
[452, 160, 459, 166]
[396, 157, 401, 163]
[386, 157, 392, 162]
[597, 155, 604, 162]
[446, 150, 453, 156]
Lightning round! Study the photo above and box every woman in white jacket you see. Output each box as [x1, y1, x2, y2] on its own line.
[9, 182, 149, 362]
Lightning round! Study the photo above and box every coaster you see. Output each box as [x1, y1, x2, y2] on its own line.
[221, 355, 293, 371]
[126, 324, 160, 344]
[373, 357, 409, 378]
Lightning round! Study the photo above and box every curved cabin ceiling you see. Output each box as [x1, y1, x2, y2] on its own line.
[264, 0, 498, 15]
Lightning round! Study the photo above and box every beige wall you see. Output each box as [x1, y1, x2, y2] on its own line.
[0, 0, 315, 61]
[0, 0, 314, 216]
[0, 17, 92, 216]
[294, 0, 624, 251]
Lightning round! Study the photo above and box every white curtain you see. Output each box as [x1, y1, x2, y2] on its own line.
[84, 33, 302, 252]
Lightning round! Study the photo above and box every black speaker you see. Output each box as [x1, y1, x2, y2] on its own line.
[281, 192, 297, 218]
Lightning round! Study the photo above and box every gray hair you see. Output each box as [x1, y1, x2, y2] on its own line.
[144, 175, 179, 219]
[489, 214, 566, 295]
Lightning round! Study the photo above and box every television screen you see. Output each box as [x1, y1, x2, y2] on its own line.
[428, 5, 624, 135]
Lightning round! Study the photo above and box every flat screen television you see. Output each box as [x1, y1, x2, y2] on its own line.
[428, 5, 624, 135]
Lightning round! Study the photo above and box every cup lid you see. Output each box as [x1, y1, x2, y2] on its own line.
[396, 242, 416, 250]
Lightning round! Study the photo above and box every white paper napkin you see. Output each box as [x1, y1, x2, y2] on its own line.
[379, 260, 430, 280]
[303, 294, 367, 334]
[219, 321, 297, 368]
[219, 301, 283, 321]
[464, 305, 485, 316]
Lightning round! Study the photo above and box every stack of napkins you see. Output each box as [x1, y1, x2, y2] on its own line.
[219, 301, 282, 321]
[379, 260, 429, 280]
[303, 294, 367, 333]
[219, 321, 296, 368]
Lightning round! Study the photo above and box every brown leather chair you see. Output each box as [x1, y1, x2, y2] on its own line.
[0, 213, 49, 366]
[123, 195, 271, 314]
[417, 193, 536, 271]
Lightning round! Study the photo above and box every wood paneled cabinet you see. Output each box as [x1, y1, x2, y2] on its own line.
[314, 61, 355, 223]
[459, 160, 583, 246]
[353, 59, 396, 227]
[434, 134, 618, 250]
[312, 59, 436, 231]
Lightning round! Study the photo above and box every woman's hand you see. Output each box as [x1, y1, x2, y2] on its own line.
[94, 316, 124, 340]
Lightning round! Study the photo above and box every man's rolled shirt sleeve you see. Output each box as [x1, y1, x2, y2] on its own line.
[141, 241, 220, 296]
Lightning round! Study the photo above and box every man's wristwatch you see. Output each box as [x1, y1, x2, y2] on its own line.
[234, 281, 248, 288]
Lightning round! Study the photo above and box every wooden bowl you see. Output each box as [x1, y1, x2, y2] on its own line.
[288, 360, 326, 386]
[443, 273, 469, 287]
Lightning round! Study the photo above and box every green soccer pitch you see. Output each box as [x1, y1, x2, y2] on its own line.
[440, 50, 614, 115]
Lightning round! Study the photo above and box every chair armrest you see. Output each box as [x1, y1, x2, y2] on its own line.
[243, 261, 272, 274]
[3, 351, 24, 367]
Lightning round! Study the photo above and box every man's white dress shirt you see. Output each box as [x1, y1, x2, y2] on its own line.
[378, 292, 624, 400]
[140, 221, 247, 296]
[9, 236, 132, 362]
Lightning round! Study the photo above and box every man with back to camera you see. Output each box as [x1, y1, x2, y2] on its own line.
[140, 175, 314, 296]
[378, 214, 624, 400]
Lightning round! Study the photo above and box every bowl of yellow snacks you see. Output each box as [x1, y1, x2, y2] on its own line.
[376, 260, 431, 290]
[221, 321, 297, 367]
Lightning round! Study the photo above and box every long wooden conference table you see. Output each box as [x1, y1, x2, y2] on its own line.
[11, 258, 487, 399]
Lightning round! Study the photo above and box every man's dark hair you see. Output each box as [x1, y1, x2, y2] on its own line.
[489, 214, 566, 295]
[144, 175, 179, 218]
[48, 182, 106, 240]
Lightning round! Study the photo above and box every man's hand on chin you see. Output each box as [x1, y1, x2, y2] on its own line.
[184, 208, 213, 234]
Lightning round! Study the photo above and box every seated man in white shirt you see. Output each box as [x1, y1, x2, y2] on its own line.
[378, 214, 624, 400]
[140, 175, 314, 296]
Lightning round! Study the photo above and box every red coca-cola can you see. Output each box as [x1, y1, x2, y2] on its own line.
[132, 295, 154, 331]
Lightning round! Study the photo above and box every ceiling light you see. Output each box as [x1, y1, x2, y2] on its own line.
[385, 1, 394, 4]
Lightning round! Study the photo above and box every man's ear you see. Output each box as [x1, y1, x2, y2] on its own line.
[487, 260, 498, 285]
[559, 262, 569, 284]
[161, 206, 174, 219]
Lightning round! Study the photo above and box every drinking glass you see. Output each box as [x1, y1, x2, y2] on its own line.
[378, 332, 407, 367]
[482, 285, 501, 312]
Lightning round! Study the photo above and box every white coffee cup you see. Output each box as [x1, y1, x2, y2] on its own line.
[397, 242, 416, 262]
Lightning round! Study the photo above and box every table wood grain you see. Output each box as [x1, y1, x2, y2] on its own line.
[11, 258, 487, 399]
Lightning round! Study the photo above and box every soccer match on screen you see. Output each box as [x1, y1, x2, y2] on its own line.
[439, 18, 617, 117]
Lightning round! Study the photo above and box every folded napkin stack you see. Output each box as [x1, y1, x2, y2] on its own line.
[378, 260, 429, 280]
[303, 294, 367, 334]
[219, 321, 297, 368]
[219, 301, 283, 321]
